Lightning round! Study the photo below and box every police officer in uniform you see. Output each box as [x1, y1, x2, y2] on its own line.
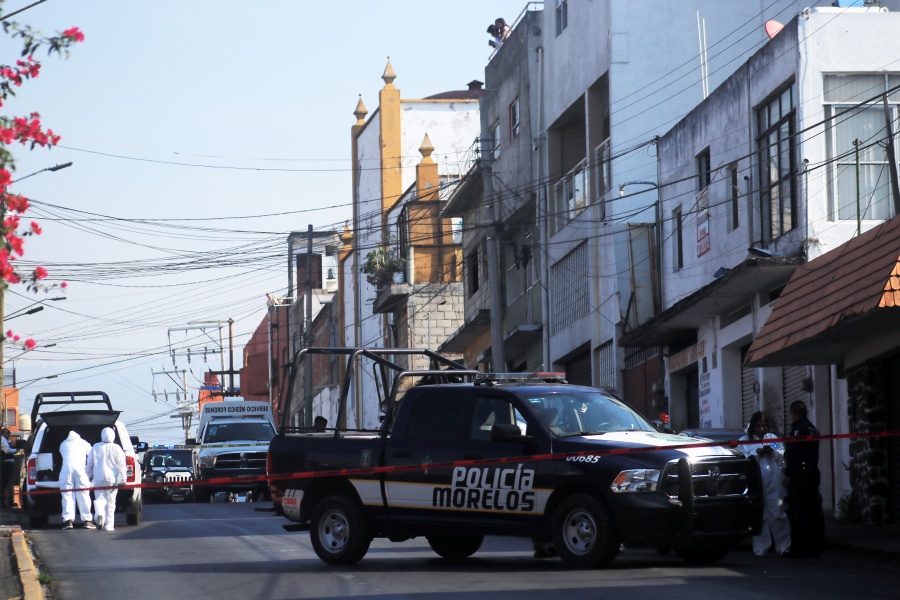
[782, 400, 824, 557]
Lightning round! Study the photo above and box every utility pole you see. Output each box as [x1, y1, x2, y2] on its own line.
[304, 224, 313, 428]
[481, 113, 505, 372]
[882, 92, 900, 216]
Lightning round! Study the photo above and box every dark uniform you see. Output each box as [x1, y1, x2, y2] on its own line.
[783, 415, 825, 557]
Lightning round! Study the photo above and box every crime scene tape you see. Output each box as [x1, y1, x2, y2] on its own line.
[16, 429, 899, 498]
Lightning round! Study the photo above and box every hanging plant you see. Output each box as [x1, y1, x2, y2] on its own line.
[360, 246, 405, 287]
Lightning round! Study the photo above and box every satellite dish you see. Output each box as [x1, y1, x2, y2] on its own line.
[765, 20, 784, 39]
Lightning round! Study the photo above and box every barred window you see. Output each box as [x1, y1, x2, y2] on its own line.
[552, 243, 589, 334]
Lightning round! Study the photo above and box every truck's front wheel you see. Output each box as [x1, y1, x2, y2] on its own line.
[310, 495, 371, 565]
[551, 493, 620, 568]
[426, 534, 484, 561]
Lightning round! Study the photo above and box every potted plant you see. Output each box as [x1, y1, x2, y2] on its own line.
[361, 246, 405, 287]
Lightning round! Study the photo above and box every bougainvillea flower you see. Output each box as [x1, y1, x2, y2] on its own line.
[62, 27, 85, 42]
[24, 339, 36, 350]
[33, 266, 47, 280]
[30, 221, 42, 234]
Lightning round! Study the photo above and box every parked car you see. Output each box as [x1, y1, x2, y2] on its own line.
[21, 391, 147, 528]
[142, 447, 194, 503]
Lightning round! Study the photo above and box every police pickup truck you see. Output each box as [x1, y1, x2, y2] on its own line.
[191, 400, 276, 502]
[267, 350, 762, 569]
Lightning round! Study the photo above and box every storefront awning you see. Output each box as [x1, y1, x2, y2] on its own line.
[746, 217, 900, 367]
[620, 256, 804, 348]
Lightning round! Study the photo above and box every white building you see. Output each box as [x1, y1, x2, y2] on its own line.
[625, 6, 900, 513]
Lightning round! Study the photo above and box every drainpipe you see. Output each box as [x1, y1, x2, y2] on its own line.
[537, 45, 550, 370]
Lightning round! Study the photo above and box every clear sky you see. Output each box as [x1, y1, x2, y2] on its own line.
[1, 0, 529, 443]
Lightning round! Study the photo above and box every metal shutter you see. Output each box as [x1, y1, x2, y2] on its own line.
[686, 369, 700, 429]
[782, 365, 809, 435]
[566, 351, 592, 387]
[741, 345, 757, 429]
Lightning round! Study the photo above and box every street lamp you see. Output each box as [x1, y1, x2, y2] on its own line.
[11, 161, 73, 183]
[6, 296, 65, 320]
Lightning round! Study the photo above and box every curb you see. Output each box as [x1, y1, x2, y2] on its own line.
[11, 529, 44, 600]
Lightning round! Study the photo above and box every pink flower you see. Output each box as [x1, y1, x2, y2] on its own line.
[30, 221, 42, 235]
[5, 330, 12, 338]
[60, 281, 67, 289]
[24, 339, 36, 351]
[33, 266, 47, 280]
[62, 27, 85, 43]
[12, 335, 19, 342]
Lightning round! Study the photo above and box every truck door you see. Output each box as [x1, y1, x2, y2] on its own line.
[383, 390, 539, 532]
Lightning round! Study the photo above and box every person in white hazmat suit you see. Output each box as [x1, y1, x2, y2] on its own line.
[86, 427, 126, 531]
[738, 411, 791, 556]
[59, 430, 95, 529]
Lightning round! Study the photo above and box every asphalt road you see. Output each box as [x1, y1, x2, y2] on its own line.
[26, 501, 900, 599]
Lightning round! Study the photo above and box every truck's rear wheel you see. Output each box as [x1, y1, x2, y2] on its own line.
[675, 546, 729, 564]
[310, 495, 371, 565]
[126, 498, 142, 525]
[426, 534, 484, 561]
[551, 493, 620, 569]
[28, 513, 48, 529]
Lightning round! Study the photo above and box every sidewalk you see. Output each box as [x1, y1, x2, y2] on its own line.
[1, 506, 43, 600]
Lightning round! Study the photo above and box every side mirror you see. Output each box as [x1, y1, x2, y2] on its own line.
[490, 423, 533, 443]
[186, 438, 197, 446]
[134, 441, 149, 452]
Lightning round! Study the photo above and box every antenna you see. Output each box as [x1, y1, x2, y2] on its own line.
[697, 12, 710, 99]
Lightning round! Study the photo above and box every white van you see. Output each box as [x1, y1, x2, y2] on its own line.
[21, 391, 146, 528]
[191, 399, 276, 502]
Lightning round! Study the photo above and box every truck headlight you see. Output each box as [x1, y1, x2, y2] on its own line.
[611, 468, 661, 493]
[198, 456, 215, 469]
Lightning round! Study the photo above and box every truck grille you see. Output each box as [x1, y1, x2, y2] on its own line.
[214, 452, 267, 470]
[165, 472, 191, 483]
[662, 457, 750, 498]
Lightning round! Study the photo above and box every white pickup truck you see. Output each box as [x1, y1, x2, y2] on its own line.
[191, 400, 276, 502]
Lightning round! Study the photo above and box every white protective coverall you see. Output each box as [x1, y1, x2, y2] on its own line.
[86, 427, 126, 531]
[738, 432, 791, 555]
[59, 430, 93, 524]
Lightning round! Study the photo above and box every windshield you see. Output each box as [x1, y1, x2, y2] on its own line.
[203, 422, 275, 444]
[518, 390, 656, 436]
[147, 450, 192, 468]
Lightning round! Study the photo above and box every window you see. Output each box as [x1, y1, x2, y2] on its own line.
[697, 148, 711, 191]
[673, 207, 683, 270]
[555, 0, 568, 36]
[551, 243, 589, 334]
[489, 122, 500, 160]
[756, 83, 797, 243]
[553, 159, 588, 230]
[405, 393, 467, 442]
[324, 245, 335, 257]
[470, 397, 518, 440]
[728, 166, 740, 231]
[824, 74, 898, 222]
[595, 140, 611, 220]
[2, 409, 14, 426]
[467, 249, 480, 296]
[509, 98, 520, 139]
[326, 268, 335, 280]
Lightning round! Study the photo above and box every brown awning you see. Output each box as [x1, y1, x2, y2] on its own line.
[746, 216, 900, 367]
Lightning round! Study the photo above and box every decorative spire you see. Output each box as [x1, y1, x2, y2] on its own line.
[354, 94, 367, 125]
[382, 57, 396, 88]
[419, 133, 435, 163]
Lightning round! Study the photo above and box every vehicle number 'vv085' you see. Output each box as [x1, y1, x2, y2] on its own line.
[566, 455, 600, 463]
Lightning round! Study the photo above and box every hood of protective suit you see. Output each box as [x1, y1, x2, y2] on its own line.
[66, 430, 82, 441]
[101, 427, 115, 443]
